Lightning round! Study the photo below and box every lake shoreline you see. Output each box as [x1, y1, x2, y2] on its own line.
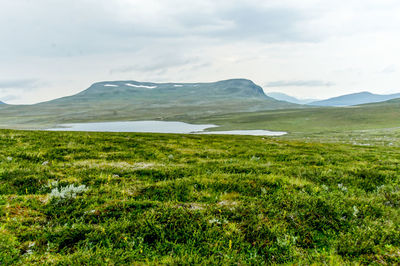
[47, 120, 287, 136]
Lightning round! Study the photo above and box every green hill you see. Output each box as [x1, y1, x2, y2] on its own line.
[0, 79, 297, 129]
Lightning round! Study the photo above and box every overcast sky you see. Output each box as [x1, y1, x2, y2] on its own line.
[1, 0, 400, 104]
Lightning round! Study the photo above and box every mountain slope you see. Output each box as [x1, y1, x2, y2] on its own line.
[0, 79, 298, 128]
[309, 91, 400, 106]
[266, 92, 317, 104]
[55, 79, 270, 106]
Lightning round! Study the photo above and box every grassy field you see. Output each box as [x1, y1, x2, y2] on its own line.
[1, 129, 399, 264]
[1, 95, 399, 149]
[196, 100, 400, 133]
[190, 99, 400, 146]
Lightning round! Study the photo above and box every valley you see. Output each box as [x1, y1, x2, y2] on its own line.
[1, 79, 400, 146]
[1, 79, 400, 264]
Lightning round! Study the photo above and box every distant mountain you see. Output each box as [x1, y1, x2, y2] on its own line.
[0, 79, 298, 128]
[309, 92, 400, 106]
[75, 79, 266, 100]
[0, 101, 5, 104]
[266, 92, 318, 104]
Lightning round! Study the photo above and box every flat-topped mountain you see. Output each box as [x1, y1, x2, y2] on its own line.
[0, 79, 298, 128]
[47, 79, 294, 111]
[309, 91, 400, 106]
[78, 79, 266, 99]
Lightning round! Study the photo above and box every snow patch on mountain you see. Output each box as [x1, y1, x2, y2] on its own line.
[125, 83, 157, 89]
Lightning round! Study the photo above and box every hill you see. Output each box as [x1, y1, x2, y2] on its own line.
[309, 91, 400, 106]
[266, 92, 317, 104]
[0, 79, 297, 129]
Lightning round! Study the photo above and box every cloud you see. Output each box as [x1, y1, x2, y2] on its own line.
[0, 94, 18, 102]
[0, 79, 45, 103]
[265, 80, 335, 87]
[380, 65, 396, 74]
[0, 0, 320, 59]
[216, 5, 313, 42]
[110, 56, 200, 74]
[0, 79, 41, 91]
[1, 0, 400, 103]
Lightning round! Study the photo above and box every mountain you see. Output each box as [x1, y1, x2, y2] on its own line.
[0, 101, 4, 104]
[73, 79, 266, 101]
[0, 79, 298, 128]
[309, 91, 400, 106]
[266, 92, 318, 104]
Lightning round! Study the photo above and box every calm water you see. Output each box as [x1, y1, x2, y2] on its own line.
[197, 130, 287, 136]
[48, 121, 287, 136]
[48, 121, 217, 133]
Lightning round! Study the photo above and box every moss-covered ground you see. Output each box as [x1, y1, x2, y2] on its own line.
[1, 130, 399, 264]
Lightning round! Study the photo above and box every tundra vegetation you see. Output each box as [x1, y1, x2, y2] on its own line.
[0, 129, 399, 264]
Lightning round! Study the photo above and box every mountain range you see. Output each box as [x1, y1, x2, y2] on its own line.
[267, 91, 400, 106]
[0, 79, 297, 128]
[266, 92, 317, 104]
[1, 78, 400, 130]
[308, 91, 400, 106]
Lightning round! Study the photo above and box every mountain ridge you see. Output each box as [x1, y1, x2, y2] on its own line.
[309, 91, 400, 106]
[0, 78, 298, 128]
[75, 79, 267, 99]
[266, 92, 317, 104]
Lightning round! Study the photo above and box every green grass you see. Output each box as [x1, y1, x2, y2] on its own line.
[1, 93, 399, 149]
[196, 100, 400, 133]
[189, 99, 400, 146]
[1, 129, 399, 264]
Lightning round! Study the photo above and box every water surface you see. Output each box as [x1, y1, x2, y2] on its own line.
[48, 121, 287, 136]
[48, 121, 217, 133]
[196, 130, 287, 136]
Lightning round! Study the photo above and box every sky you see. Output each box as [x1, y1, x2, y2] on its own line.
[1, 0, 400, 104]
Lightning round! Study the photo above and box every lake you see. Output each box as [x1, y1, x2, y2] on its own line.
[197, 130, 287, 136]
[48, 121, 287, 136]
